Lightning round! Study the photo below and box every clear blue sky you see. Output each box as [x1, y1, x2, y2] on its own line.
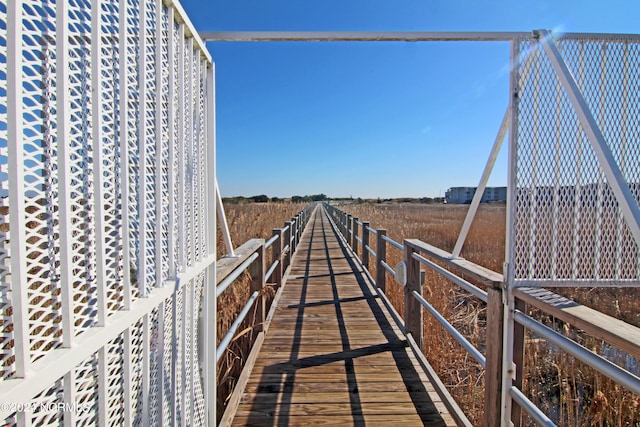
[181, 0, 639, 199]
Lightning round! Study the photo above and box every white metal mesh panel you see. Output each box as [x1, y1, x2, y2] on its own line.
[130, 319, 144, 426]
[185, 281, 193, 426]
[29, 378, 64, 426]
[2, 0, 212, 424]
[106, 334, 125, 425]
[162, 297, 174, 425]
[74, 354, 99, 426]
[0, 1, 13, 381]
[192, 273, 206, 424]
[174, 285, 184, 425]
[512, 34, 640, 285]
[148, 306, 161, 425]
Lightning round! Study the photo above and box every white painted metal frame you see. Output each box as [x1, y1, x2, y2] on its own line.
[0, 0, 215, 425]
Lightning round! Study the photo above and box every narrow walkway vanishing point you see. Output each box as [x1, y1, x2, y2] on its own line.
[230, 206, 456, 426]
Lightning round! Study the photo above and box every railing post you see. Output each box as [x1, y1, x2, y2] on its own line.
[404, 240, 423, 349]
[347, 215, 353, 246]
[362, 221, 370, 269]
[352, 218, 359, 254]
[484, 286, 505, 427]
[342, 211, 348, 238]
[271, 228, 283, 287]
[290, 217, 297, 254]
[376, 229, 387, 293]
[249, 241, 266, 333]
[511, 297, 526, 427]
[284, 221, 292, 271]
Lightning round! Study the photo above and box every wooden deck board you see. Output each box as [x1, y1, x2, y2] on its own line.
[230, 206, 456, 426]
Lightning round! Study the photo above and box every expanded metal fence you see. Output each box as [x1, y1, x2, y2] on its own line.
[0, 0, 215, 425]
[510, 33, 640, 286]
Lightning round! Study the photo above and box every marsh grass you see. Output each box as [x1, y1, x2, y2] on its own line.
[341, 202, 640, 426]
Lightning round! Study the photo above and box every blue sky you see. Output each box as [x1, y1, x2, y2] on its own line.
[181, 0, 640, 198]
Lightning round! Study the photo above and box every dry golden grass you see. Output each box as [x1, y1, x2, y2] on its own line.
[341, 202, 640, 427]
[217, 201, 639, 425]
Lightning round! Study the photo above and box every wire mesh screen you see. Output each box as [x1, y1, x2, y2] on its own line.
[1, 0, 212, 425]
[512, 34, 640, 285]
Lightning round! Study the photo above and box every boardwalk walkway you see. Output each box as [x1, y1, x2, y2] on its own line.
[231, 206, 456, 426]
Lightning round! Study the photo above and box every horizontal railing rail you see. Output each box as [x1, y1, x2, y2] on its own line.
[323, 202, 640, 427]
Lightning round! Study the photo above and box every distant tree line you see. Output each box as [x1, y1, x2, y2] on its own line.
[221, 194, 444, 204]
[222, 193, 328, 204]
[291, 194, 327, 203]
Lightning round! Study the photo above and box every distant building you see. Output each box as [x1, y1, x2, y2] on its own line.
[445, 186, 507, 204]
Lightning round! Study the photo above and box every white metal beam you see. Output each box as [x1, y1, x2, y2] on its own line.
[7, 0, 31, 380]
[216, 180, 235, 256]
[200, 31, 529, 42]
[452, 107, 509, 259]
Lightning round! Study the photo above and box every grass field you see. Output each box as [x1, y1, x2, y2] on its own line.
[217, 201, 640, 426]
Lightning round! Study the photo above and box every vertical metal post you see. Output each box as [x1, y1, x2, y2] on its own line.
[167, 5, 177, 279]
[502, 37, 520, 426]
[138, 0, 150, 297]
[119, 0, 132, 310]
[204, 57, 217, 427]
[92, 0, 109, 325]
[57, 0, 75, 346]
[155, 0, 166, 288]
[362, 221, 370, 269]
[177, 24, 186, 272]
[7, 0, 31, 379]
[187, 39, 196, 268]
[376, 230, 387, 293]
[403, 240, 423, 349]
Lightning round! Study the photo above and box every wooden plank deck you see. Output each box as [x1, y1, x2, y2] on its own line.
[231, 205, 456, 426]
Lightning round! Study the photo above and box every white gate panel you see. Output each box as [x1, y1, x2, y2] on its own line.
[0, 0, 215, 425]
[510, 33, 640, 286]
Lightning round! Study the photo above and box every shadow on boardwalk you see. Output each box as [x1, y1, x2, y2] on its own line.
[234, 206, 453, 426]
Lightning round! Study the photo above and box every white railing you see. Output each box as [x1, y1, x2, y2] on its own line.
[1, 0, 215, 425]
